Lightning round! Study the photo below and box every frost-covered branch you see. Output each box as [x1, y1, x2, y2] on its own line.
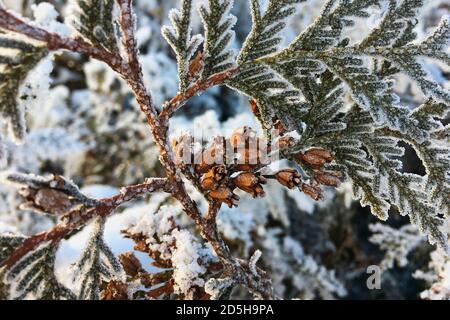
[0, 177, 169, 269]
[0, 8, 127, 74]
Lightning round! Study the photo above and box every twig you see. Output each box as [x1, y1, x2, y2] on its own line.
[1, 178, 169, 269]
[0, 8, 127, 75]
[159, 67, 239, 126]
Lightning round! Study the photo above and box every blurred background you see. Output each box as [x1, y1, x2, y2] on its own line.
[0, 0, 449, 299]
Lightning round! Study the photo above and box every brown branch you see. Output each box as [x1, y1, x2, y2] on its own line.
[116, 0, 142, 83]
[159, 67, 240, 125]
[0, 8, 127, 75]
[1, 178, 169, 269]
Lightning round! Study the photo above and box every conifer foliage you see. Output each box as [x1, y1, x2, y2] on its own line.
[72, 217, 123, 300]
[68, 0, 119, 52]
[0, 0, 448, 300]
[0, 34, 48, 143]
[162, 0, 204, 91]
[199, 0, 237, 79]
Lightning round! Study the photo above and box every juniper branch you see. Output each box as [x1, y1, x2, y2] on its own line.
[0, 8, 127, 75]
[1, 178, 169, 269]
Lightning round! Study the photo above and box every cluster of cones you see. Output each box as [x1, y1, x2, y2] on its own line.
[173, 126, 342, 208]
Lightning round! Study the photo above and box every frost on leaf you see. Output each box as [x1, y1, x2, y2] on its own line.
[3, 241, 75, 300]
[237, 0, 306, 64]
[396, 101, 450, 218]
[261, 231, 347, 299]
[0, 35, 48, 145]
[360, 0, 424, 48]
[71, 217, 123, 300]
[226, 0, 450, 249]
[0, 233, 25, 267]
[162, 0, 204, 91]
[228, 0, 306, 132]
[199, 0, 237, 78]
[68, 0, 119, 52]
[360, 1, 450, 103]
[363, 133, 448, 251]
[369, 223, 424, 271]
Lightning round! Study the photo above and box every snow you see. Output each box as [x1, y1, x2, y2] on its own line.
[10, 127, 87, 176]
[204, 277, 233, 300]
[170, 229, 207, 298]
[416, 249, 450, 300]
[18, 54, 54, 143]
[249, 249, 262, 276]
[126, 204, 214, 298]
[31, 3, 71, 37]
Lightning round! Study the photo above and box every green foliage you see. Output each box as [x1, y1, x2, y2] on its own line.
[3, 240, 75, 299]
[0, 0, 448, 301]
[363, 134, 446, 249]
[228, 0, 306, 132]
[72, 217, 123, 300]
[0, 35, 48, 143]
[0, 233, 26, 299]
[228, 0, 450, 249]
[162, 0, 204, 91]
[69, 0, 119, 52]
[0, 233, 25, 266]
[238, 0, 306, 63]
[199, 0, 237, 78]
[161, 0, 450, 248]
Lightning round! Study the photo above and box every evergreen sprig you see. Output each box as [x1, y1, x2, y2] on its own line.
[72, 217, 123, 300]
[69, 0, 119, 52]
[162, 0, 204, 91]
[199, 0, 237, 79]
[3, 240, 75, 299]
[161, 0, 450, 247]
[0, 35, 48, 144]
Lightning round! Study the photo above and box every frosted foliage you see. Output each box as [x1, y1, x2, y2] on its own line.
[199, 0, 237, 77]
[162, 0, 204, 91]
[261, 230, 347, 299]
[415, 249, 450, 300]
[128, 205, 214, 298]
[171, 229, 207, 298]
[369, 223, 424, 271]
[70, 217, 123, 300]
[67, 0, 119, 51]
[204, 277, 233, 300]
